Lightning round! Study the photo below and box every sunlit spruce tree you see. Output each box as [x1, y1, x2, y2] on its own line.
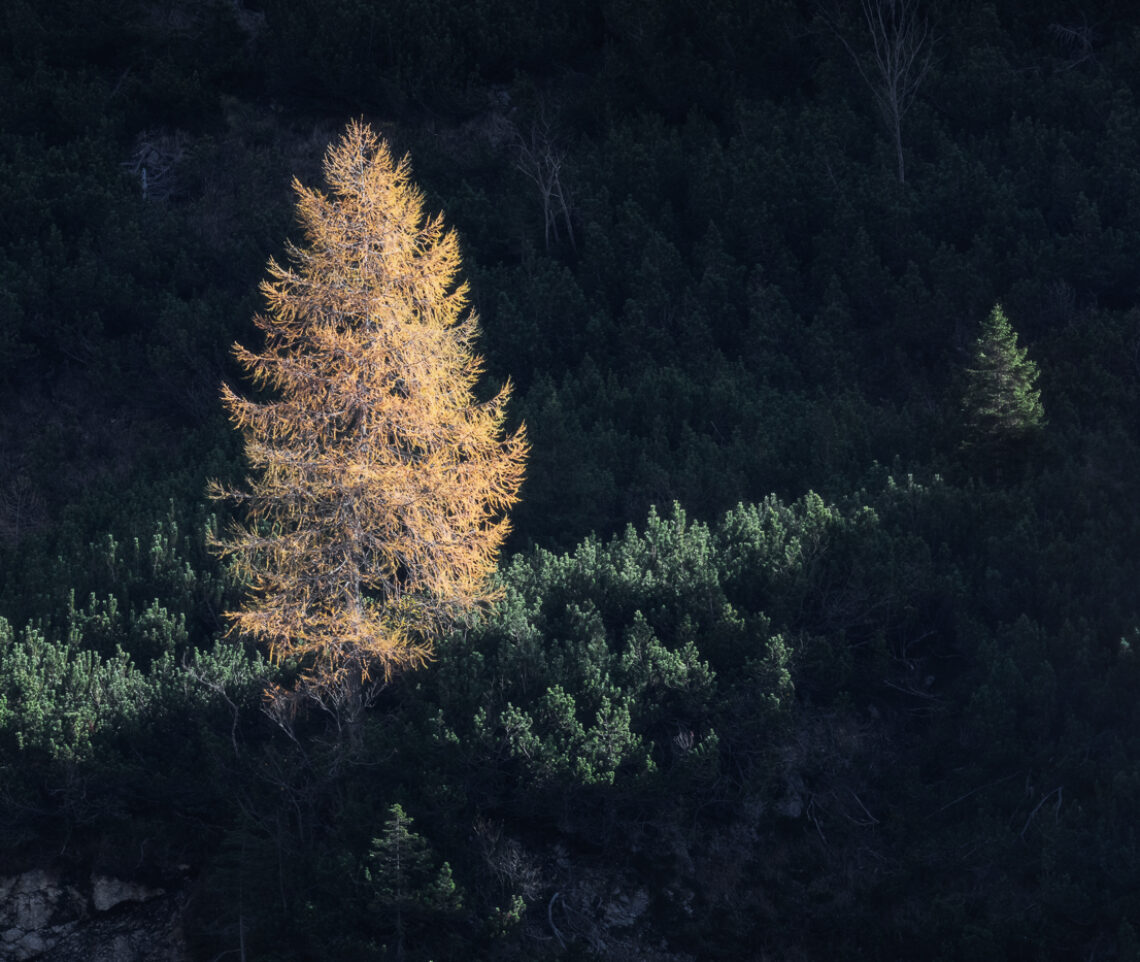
[962, 303, 1044, 465]
[210, 121, 527, 726]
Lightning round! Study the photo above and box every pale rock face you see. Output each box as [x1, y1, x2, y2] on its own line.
[4, 870, 66, 930]
[0, 870, 81, 960]
[0, 868, 187, 962]
[4, 930, 46, 962]
[603, 887, 650, 929]
[90, 876, 165, 914]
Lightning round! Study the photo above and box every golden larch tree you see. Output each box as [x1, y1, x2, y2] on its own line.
[210, 120, 527, 722]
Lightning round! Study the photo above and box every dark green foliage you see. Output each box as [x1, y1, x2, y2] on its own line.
[260, 0, 598, 112]
[0, 509, 267, 857]
[443, 504, 791, 801]
[0, 617, 146, 761]
[2, 1, 1140, 959]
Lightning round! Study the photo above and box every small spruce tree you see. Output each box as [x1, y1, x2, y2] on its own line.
[962, 303, 1044, 464]
[365, 803, 463, 961]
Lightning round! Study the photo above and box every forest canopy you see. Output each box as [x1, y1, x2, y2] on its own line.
[1, 0, 1139, 959]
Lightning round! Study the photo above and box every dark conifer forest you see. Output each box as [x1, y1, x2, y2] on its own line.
[3, 1, 1140, 958]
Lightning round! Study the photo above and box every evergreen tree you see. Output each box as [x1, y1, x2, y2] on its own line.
[962, 303, 1044, 458]
[365, 803, 463, 961]
[210, 121, 528, 728]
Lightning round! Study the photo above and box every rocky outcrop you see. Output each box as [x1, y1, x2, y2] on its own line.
[0, 868, 188, 962]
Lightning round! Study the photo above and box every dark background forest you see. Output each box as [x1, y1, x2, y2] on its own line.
[2, 0, 1140, 958]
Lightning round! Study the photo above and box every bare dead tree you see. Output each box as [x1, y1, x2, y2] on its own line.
[1049, 17, 1097, 71]
[513, 112, 575, 251]
[825, 0, 934, 184]
[0, 457, 45, 545]
[122, 129, 188, 201]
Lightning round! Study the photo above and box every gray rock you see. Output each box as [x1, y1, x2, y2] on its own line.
[0, 868, 187, 962]
[90, 876, 165, 914]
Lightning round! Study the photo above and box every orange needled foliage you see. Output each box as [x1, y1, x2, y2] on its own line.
[209, 120, 527, 720]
